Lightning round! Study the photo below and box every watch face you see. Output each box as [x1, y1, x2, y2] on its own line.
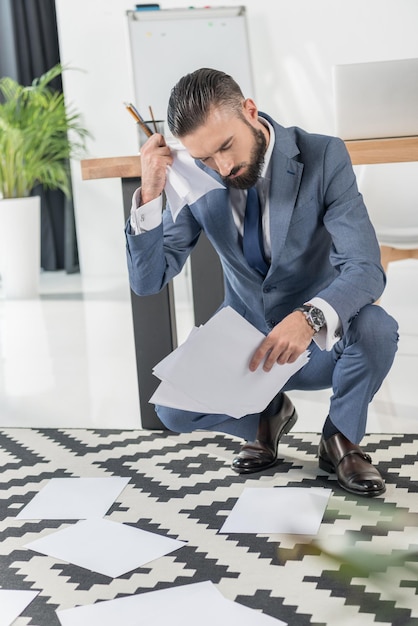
[311, 307, 325, 327]
[294, 305, 326, 332]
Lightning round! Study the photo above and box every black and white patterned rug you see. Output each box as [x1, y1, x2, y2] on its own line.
[1, 428, 418, 626]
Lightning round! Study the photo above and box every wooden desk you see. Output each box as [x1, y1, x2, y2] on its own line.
[81, 156, 142, 180]
[80, 135, 418, 180]
[344, 135, 418, 165]
[81, 135, 418, 428]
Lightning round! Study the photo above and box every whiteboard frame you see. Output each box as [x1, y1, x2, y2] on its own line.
[126, 6, 254, 123]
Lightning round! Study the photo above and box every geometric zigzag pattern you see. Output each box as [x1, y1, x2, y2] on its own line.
[1, 428, 418, 626]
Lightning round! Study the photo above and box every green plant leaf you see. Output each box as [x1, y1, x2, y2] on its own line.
[0, 63, 90, 199]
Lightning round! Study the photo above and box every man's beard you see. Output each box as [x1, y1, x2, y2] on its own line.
[221, 125, 267, 189]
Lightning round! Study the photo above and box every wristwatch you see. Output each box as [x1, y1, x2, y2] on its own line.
[294, 304, 326, 334]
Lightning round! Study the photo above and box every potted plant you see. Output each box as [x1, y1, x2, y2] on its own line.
[0, 64, 89, 298]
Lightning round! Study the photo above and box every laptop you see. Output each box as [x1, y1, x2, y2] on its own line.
[333, 58, 418, 140]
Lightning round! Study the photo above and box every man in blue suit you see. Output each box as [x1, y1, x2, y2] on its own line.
[125, 68, 399, 497]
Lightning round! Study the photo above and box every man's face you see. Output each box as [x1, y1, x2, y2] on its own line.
[179, 100, 268, 190]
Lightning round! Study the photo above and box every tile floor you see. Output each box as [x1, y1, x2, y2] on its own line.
[0, 259, 416, 434]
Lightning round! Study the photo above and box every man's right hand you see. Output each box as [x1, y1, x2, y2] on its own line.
[140, 133, 174, 205]
[249, 311, 315, 372]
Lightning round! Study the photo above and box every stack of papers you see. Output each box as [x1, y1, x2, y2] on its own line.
[151, 307, 310, 417]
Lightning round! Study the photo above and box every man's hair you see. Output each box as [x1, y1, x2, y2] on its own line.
[167, 68, 244, 137]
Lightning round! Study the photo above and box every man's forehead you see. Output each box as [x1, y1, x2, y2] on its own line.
[185, 135, 234, 161]
[180, 108, 241, 159]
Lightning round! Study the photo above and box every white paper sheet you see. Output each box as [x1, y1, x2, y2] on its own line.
[25, 518, 186, 578]
[219, 487, 332, 535]
[16, 477, 130, 520]
[56, 581, 286, 626]
[150, 307, 309, 417]
[165, 141, 225, 221]
[0, 590, 39, 626]
[151, 377, 217, 413]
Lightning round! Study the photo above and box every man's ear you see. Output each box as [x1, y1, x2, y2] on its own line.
[242, 98, 259, 123]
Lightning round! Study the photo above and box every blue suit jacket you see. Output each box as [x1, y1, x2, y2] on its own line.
[126, 113, 385, 337]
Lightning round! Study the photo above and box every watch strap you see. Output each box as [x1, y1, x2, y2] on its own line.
[294, 304, 325, 333]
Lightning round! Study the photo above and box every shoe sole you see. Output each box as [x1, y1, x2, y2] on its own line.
[232, 409, 298, 475]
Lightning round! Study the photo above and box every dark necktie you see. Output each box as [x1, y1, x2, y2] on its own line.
[243, 186, 269, 276]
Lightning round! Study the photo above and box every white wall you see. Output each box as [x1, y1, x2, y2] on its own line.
[55, 0, 418, 278]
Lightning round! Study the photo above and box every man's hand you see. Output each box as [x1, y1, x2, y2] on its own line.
[140, 133, 174, 205]
[249, 311, 315, 372]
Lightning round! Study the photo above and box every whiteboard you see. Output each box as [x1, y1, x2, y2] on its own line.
[127, 6, 254, 123]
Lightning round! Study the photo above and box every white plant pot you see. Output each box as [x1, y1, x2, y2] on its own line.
[0, 196, 41, 299]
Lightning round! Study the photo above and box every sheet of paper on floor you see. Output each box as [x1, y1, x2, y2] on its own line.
[0, 590, 39, 626]
[56, 580, 286, 626]
[219, 487, 332, 534]
[24, 517, 186, 578]
[17, 477, 130, 520]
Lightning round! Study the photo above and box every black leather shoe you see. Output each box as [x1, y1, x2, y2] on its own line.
[318, 432, 386, 497]
[231, 393, 297, 474]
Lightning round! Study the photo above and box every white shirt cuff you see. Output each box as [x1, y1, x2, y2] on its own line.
[308, 297, 341, 351]
[130, 187, 163, 234]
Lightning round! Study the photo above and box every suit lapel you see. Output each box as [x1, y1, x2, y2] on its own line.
[266, 121, 304, 272]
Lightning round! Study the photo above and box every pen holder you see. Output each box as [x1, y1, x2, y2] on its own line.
[137, 120, 165, 147]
